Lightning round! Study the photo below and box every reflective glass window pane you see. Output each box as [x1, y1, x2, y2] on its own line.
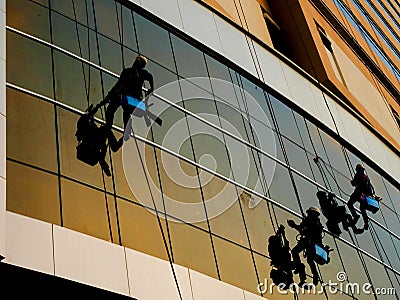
[7, 31, 54, 98]
[98, 35, 123, 74]
[51, 11, 86, 58]
[319, 130, 352, 179]
[146, 60, 178, 92]
[120, 4, 137, 51]
[242, 196, 276, 255]
[283, 136, 314, 179]
[50, 0, 74, 19]
[201, 173, 250, 247]
[53, 50, 94, 111]
[149, 103, 194, 162]
[61, 178, 114, 242]
[380, 205, 400, 238]
[7, 0, 50, 42]
[269, 95, 302, 146]
[304, 121, 329, 163]
[93, 0, 119, 41]
[214, 99, 253, 144]
[51, 22, 99, 66]
[69, 0, 94, 28]
[269, 165, 301, 214]
[293, 173, 319, 215]
[241, 78, 275, 131]
[335, 240, 375, 299]
[186, 115, 231, 177]
[6, 88, 58, 172]
[133, 12, 176, 72]
[361, 254, 397, 299]
[221, 133, 272, 196]
[205, 54, 232, 82]
[293, 113, 314, 153]
[118, 199, 169, 261]
[153, 147, 208, 230]
[370, 224, 400, 271]
[171, 35, 208, 79]
[6, 161, 61, 225]
[382, 179, 400, 215]
[319, 235, 352, 295]
[79, 26, 100, 65]
[213, 236, 259, 295]
[111, 129, 140, 201]
[169, 222, 218, 279]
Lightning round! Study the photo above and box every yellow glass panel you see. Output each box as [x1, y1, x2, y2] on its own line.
[202, 174, 250, 247]
[61, 178, 113, 242]
[117, 198, 169, 261]
[242, 195, 276, 255]
[254, 253, 295, 299]
[213, 236, 258, 294]
[153, 147, 208, 230]
[6, 161, 60, 225]
[169, 221, 218, 280]
[6, 88, 58, 172]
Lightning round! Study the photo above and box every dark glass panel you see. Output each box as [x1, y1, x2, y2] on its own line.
[319, 130, 352, 179]
[146, 60, 178, 92]
[269, 164, 301, 214]
[93, 0, 119, 41]
[269, 95, 302, 146]
[7, 0, 50, 42]
[120, 4, 137, 51]
[361, 254, 397, 300]
[171, 34, 208, 79]
[50, 0, 74, 19]
[6, 31, 53, 98]
[98, 34, 123, 74]
[204, 54, 231, 82]
[51, 11, 81, 56]
[133, 12, 176, 72]
[282, 136, 314, 179]
[292, 173, 319, 215]
[202, 174, 250, 247]
[53, 50, 92, 111]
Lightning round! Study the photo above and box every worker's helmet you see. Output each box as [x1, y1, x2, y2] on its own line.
[306, 206, 320, 215]
[355, 163, 365, 171]
[134, 55, 147, 68]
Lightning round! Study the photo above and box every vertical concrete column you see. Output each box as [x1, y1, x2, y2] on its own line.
[0, 0, 6, 259]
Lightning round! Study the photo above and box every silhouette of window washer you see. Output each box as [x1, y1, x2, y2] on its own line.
[317, 191, 363, 235]
[76, 104, 121, 177]
[347, 164, 376, 230]
[93, 55, 157, 146]
[287, 207, 324, 287]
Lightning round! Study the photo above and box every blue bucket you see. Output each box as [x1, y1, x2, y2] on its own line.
[313, 244, 329, 265]
[363, 196, 380, 214]
[122, 95, 146, 111]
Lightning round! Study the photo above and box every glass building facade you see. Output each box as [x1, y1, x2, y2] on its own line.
[3, 0, 400, 299]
